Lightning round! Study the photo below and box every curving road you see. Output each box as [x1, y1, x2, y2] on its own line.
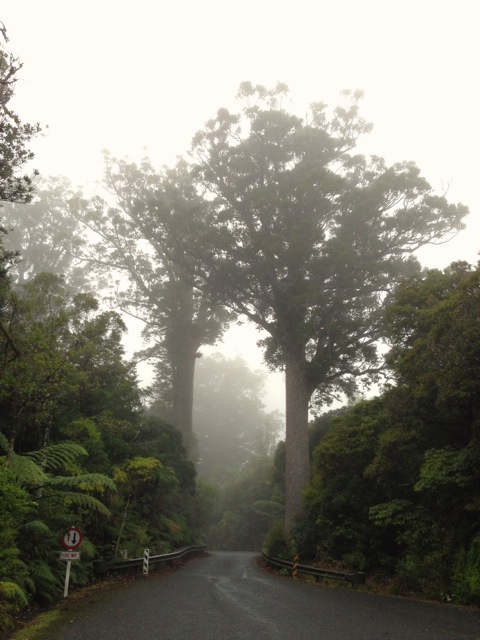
[47, 551, 480, 639]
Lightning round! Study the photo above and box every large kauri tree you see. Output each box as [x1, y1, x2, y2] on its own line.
[80, 156, 228, 452]
[190, 83, 468, 531]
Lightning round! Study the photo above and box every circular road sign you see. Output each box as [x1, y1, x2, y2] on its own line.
[61, 527, 83, 549]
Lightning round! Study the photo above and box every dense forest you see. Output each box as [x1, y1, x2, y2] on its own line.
[1, 25, 479, 632]
[294, 262, 480, 603]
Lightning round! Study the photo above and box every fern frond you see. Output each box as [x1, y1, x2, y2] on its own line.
[23, 575, 36, 593]
[0, 557, 29, 586]
[7, 454, 48, 486]
[47, 473, 116, 492]
[29, 560, 58, 584]
[0, 581, 29, 606]
[25, 443, 88, 470]
[27, 564, 60, 601]
[21, 520, 52, 538]
[113, 467, 128, 484]
[78, 539, 95, 558]
[61, 492, 111, 516]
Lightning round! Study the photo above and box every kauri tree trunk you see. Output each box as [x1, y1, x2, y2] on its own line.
[284, 352, 311, 533]
[171, 330, 198, 454]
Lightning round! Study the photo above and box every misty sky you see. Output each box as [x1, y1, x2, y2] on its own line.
[2, 0, 479, 413]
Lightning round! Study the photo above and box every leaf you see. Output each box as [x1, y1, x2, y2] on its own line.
[414, 447, 470, 492]
[47, 472, 116, 492]
[60, 492, 111, 516]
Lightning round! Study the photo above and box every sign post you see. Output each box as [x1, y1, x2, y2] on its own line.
[61, 527, 83, 597]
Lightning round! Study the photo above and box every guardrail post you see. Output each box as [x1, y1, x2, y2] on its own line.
[351, 571, 366, 586]
[143, 548, 150, 575]
[292, 554, 299, 578]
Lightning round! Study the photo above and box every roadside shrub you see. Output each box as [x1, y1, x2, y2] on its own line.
[452, 538, 480, 605]
[263, 520, 289, 558]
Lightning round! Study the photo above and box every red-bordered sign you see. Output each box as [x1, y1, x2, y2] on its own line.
[61, 527, 83, 549]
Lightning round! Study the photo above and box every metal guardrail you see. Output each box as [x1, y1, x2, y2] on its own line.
[93, 545, 207, 575]
[262, 552, 365, 586]
[95, 546, 364, 587]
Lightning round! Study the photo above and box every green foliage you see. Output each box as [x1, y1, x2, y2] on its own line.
[299, 262, 480, 602]
[452, 537, 480, 604]
[263, 520, 289, 558]
[0, 462, 31, 629]
[0, 267, 201, 629]
[48, 472, 116, 492]
[25, 561, 60, 601]
[414, 447, 471, 493]
[0, 581, 29, 606]
[0, 24, 41, 204]
[0, 580, 29, 631]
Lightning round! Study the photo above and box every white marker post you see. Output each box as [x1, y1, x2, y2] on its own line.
[143, 548, 150, 575]
[64, 559, 72, 597]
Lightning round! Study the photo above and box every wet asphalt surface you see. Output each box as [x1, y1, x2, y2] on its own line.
[43, 551, 480, 639]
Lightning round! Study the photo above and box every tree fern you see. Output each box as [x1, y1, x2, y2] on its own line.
[1, 434, 115, 515]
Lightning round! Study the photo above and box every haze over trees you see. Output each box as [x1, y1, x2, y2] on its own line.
[1, 177, 90, 289]
[192, 353, 282, 478]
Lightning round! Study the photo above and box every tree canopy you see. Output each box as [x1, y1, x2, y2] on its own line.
[0, 24, 41, 205]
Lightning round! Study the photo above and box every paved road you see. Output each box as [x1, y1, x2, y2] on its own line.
[47, 551, 480, 639]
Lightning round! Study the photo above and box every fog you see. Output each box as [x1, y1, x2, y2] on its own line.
[2, 0, 479, 416]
